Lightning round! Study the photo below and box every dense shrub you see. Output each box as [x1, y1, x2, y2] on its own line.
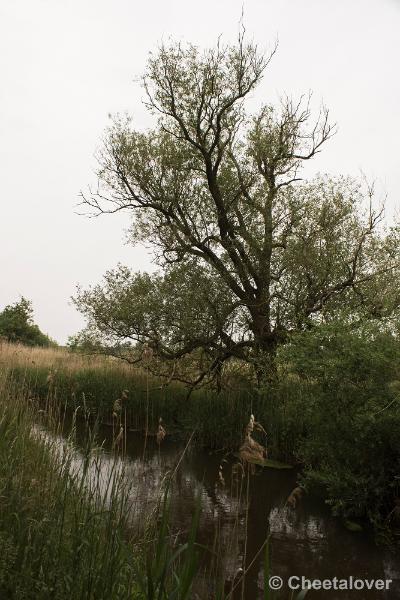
[280, 320, 400, 538]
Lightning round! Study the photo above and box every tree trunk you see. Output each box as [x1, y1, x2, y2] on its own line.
[254, 343, 278, 386]
[251, 312, 278, 386]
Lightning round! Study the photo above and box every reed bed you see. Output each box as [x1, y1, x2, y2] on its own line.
[0, 370, 144, 599]
[0, 346, 311, 599]
[0, 372, 264, 599]
[1, 342, 306, 460]
[0, 368, 227, 599]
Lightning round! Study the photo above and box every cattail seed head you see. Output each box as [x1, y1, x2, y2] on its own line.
[156, 417, 166, 444]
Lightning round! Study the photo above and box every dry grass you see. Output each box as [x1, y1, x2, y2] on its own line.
[239, 414, 268, 467]
[0, 341, 139, 374]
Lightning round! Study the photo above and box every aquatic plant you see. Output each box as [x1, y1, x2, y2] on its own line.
[0, 370, 139, 599]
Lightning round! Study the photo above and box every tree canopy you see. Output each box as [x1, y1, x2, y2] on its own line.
[0, 297, 55, 347]
[75, 34, 400, 387]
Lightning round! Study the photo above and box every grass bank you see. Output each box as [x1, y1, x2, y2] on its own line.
[0, 369, 144, 599]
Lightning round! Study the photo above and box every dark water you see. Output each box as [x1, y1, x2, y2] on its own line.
[50, 420, 400, 599]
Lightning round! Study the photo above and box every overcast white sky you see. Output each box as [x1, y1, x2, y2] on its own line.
[1, 0, 399, 343]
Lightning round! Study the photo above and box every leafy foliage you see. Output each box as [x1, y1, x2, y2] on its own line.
[76, 36, 400, 384]
[0, 297, 55, 347]
[280, 319, 400, 538]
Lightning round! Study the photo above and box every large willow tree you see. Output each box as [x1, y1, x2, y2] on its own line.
[75, 35, 400, 387]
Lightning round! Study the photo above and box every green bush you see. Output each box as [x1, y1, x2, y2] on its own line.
[280, 320, 400, 537]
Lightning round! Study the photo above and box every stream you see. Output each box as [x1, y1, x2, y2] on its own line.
[42, 419, 400, 599]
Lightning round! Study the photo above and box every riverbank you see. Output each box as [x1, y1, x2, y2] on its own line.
[2, 328, 400, 545]
[0, 367, 292, 599]
[0, 370, 144, 599]
[2, 373, 398, 599]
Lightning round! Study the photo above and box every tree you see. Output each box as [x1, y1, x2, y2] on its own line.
[76, 34, 400, 387]
[0, 297, 55, 347]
